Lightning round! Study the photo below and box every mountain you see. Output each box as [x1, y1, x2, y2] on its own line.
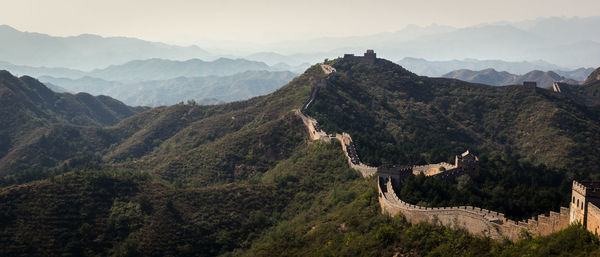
[86, 58, 273, 83]
[514, 70, 579, 87]
[0, 25, 211, 70]
[0, 61, 85, 79]
[0, 58, 298, 107]
[305, 57, 600, 170]
[2, 57, 600, 256]
[442, 68, 579, 87]
[584, 67, 600, 85]
[554, 67, 597, 81]
[39, 70, 298, 106]
[513, 16, 600, 45]
[231, 17, 600, 68]
[0, 70, 147, 175]
[244, 52, 304, 66]
[441, 68, 518, 86]
[397, 57, 568, 77]
[43, 82, 69, 93]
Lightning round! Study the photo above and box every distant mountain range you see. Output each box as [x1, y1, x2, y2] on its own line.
[227, 16, 600, 68]
[397, 57, 561, 77]
[86, 58, 276, 83]
[442, 69, 580, 87]
[0, 58, 299, 106]
[397, 57, 595, 80]
[0, 25, 211, 71]
[39, 70, 297, 106]
[5, 16, 600, 72]
[554, 67, 597, 82]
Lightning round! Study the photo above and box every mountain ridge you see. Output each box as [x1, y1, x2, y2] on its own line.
[442, 68, 579, 87]
[39, 70, 297, 106]
[0, 25, 211, 70]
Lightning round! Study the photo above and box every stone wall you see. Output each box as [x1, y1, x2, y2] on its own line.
[378, 177, 571, 241]
[335, 133, 377, 177]
[298, 60, 572, 240]
[586, 203, 600, 235]
[412, 163, 455, 176]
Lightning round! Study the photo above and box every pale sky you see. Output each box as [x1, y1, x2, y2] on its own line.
[1, 0, 599, 45]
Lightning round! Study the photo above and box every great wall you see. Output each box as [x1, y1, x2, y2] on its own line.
[294, 50, 600, 241]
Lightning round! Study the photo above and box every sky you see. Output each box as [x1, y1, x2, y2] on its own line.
[1, 0, 599, 45]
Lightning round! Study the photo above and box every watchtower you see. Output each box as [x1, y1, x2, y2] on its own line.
[523, 81, 537, 90]
[455, 150, 478, 169]
[363, 50, 376, 65]
[570, 181, 600, 226]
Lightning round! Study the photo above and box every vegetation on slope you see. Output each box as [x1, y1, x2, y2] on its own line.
[0, 140, 359, 257]
[398, 154, 574, 220]
[2, 58, 600, 257]
[584, 67, 600, 85]
[238, 171, 600, 257]
[0, 64, 323, 186]
[307, 58, 600, 171]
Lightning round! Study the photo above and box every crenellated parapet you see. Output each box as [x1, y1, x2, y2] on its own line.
[378, 176, 571, 241]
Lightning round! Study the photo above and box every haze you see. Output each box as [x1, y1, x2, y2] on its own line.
[3, 0, 599, 45]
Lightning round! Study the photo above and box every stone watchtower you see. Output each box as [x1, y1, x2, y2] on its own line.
[362, 50, 376, 65]
[454, 150, 478, 169]
[343, 50, 377, 65]
[570, 181, 600, 234]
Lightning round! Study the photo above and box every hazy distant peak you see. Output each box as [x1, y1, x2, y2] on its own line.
[0, 24, 18, 33]
[443, 67, 578, 87]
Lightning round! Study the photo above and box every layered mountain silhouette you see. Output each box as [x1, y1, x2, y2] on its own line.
[39, 70, 298, 106]
[0, 58, 299, 106]
[442, 68, 579, 87]
[0, 25, 211, 70]
[85, 58, 274, 83]
[397, 57, 594, 79]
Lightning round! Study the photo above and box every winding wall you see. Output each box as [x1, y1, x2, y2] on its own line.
[378, 177, 570, 241]
[296, 62, 571, 240]
[295, 64, 376, 177]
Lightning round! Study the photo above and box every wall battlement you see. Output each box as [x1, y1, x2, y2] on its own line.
[378, 177, 571, 241]
[377, 150, 477, 181]
[573, 181, 600, 197]
[296, 58, 586, 240]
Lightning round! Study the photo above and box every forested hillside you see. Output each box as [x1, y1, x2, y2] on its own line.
[2, 59, 600, 256]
